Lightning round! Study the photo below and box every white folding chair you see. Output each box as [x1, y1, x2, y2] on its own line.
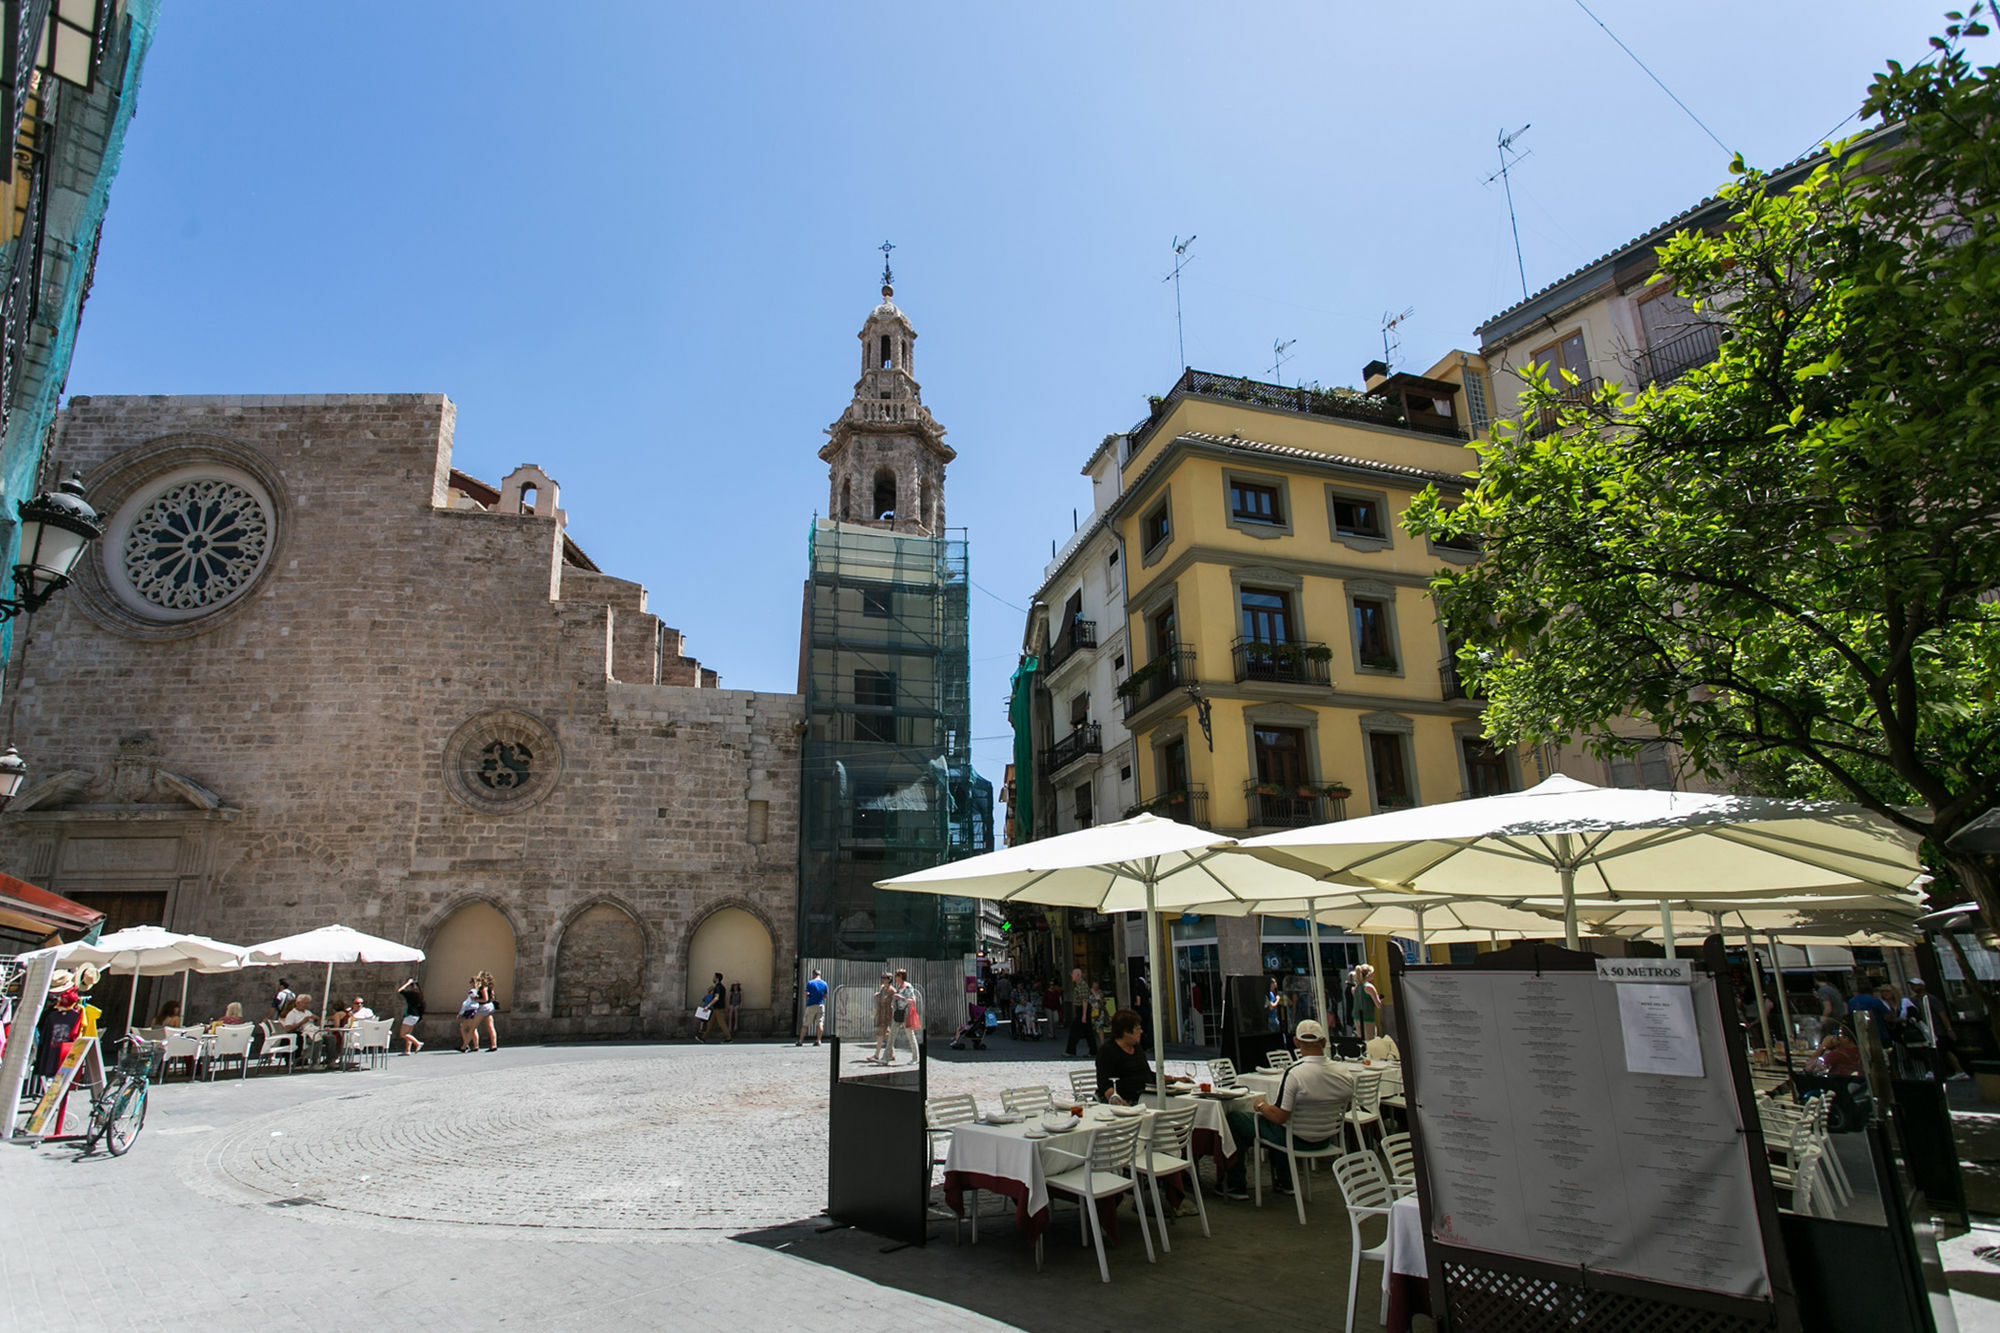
[1378, 1130, 1416, 1197]
[208, 1023, 255, 1080]
[1264, 1049, 1297, 1072]
[1137, 1103, 1209, 1250]
[1040, 1118, 1154, 1283]
[1206, 1057, 1241, 1090]
[257, 1026, 300, 1074]
[1331, 1151, 1396, 1333]
[1253, 1097, 1349, 1225]
[1068, 1070, 1099, 1105]
[1344, 1070, 1384, 1152]
[1001, 1085, 1054, 1115]
[161, 1028, 203, 1082]
[348, 1019, 393, 1070]
[926, 1093, 980, 1241]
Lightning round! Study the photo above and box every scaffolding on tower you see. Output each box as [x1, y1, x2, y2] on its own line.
[798, 518, 990, 961]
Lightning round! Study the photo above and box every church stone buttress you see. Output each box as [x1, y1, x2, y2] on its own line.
[819, 261, 954, 535]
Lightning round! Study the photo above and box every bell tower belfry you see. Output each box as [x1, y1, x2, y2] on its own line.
[819, 246, 954, 535]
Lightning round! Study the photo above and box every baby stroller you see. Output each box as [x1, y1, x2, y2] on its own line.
[950, 1003, 990, 1051]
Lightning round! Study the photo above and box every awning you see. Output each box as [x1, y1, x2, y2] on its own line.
[0, 872, 103, 936]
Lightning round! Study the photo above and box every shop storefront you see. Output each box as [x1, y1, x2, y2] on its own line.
[1170, 914, 1221, 1046]
[1257, 917, 1365, 1026]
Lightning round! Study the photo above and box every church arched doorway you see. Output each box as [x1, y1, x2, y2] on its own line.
[553, 902, 646, 1026]
[426, 901, 517, 1011]
[686, 906, 772, 1011]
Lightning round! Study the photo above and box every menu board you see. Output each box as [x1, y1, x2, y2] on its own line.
[1401, 967, 1771, 1299]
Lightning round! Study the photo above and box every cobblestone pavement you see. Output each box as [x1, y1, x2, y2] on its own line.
[1, 1041, 1029, 1329]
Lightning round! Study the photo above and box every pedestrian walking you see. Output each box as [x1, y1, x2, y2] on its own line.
[1064, 967, 1097, 1057]
[870, 971, 896, 1063]
[475, 971, 500, 1051]
[396, 978, 425, 1054]
[1041, 977, 1062, 1035]
[457, 976, 483, 1052]
[1264, 975, 1284, 1034]
[797, 968, 828, 1046]
[894, 968, 921, 1060]
[1814, 972, 1845, 1040]
[727, 980, 743, 1036]
[695, 972, 731, 1042]
[272, 976, 295, 1017]
[1353, 964, 1381, 1041]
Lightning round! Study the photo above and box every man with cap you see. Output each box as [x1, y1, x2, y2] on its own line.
[1217, 1019, 1353, 1199]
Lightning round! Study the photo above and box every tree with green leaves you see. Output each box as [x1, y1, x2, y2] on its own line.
[1409, 11, 2000, 918]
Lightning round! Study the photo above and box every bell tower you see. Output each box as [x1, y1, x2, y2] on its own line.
[820, 245, 954, 535]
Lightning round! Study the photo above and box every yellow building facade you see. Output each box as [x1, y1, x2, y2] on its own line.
[1104, 361, 1518, 997]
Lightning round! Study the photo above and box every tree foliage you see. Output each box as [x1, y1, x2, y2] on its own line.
[1408, 11, 2000, 908]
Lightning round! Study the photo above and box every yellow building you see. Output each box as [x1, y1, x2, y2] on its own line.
[1103, 359, 1520, 1008]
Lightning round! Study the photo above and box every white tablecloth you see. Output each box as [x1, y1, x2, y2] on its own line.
[1238, 1061, 1402, 1102]
[943, 1096, 1239, 1226]
[1386, 1192, 1425, 1280]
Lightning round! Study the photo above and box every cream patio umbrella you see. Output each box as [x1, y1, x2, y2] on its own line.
[246, 924, 426, 1022]
[1244, 774, 1926, 950]
[876, 813, 1355, 1100]
[56, 925, 254, 1034]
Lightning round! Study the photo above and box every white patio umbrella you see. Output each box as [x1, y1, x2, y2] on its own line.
[1244, 774, 1926, 950]
[877, 814, 1352, 1100]
[246, 924, 425, 1021]
[56, 925, 254, 1034]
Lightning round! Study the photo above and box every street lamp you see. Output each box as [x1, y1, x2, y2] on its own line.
[0, 746, 23, 810]
[1, 476, 103, 621]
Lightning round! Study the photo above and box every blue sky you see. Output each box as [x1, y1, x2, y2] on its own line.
[67, 1, 1952, 793]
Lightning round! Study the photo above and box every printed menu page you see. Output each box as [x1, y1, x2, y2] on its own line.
[1400, 969, 1770, 1300]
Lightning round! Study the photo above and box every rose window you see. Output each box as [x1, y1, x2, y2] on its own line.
[476, 741, 533, 790]
[121, 478, 272, 611]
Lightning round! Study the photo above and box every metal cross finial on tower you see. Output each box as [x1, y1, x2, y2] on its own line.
[878, 239, 896, 294]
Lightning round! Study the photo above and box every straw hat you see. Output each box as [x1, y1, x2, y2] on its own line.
[73, 963, 102, 991]
[48, 968, 75, 992]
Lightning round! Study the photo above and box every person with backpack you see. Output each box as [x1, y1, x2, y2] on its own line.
[797, 969, 828, 1046]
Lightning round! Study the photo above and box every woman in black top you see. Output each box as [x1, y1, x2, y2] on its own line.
[1093, 1009, 1194, 1104]
[397, 979, 425, 1054]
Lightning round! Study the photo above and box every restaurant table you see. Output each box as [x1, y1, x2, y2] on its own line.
[1382, 1192, 1430, 1333]
[943, 1096, 1238, 1242]
[1237, 1059, 1403, 1103]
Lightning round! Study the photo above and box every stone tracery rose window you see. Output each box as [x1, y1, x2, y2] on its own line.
[121, 477, 273, 611]
[476, 740, 533, 791]
[445, 711, 561, 814]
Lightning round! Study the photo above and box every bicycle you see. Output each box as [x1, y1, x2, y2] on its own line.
[84, 1034, 158, 1157]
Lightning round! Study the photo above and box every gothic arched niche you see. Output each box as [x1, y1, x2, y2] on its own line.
[553, 902, 645, 1023]
[873, 468, 897, 521]
[840, 477, 852, 521]
[426, 901, 517, 1011]
[686, 906, 773, 1009]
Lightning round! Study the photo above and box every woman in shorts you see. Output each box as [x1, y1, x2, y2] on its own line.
[396, 978, 425, 1054]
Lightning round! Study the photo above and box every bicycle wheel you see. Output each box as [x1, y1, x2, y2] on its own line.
[103, 1083, 147, 1156]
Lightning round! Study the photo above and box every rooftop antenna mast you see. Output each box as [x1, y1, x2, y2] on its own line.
[1163, 234, 1197, 370]
[1269, 337, 1296, 386]
[1380, 307, 1413, 372]
[1485, 125, 1532, 300]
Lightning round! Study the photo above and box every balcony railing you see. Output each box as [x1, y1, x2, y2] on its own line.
[1124, 367, 1468, 460]
[1116, 648, 1195, 720]
[1440, 656, 1481, 701]
[1244, 782, 1349, 829]
[1641, 322, 1724, 388]
[1127, 785, 1209, 828]
[1047, 618, 1097, 670]
[1043, 723, 1102, 774]
[1527, 377, 1603, 439]
[1232, 637, 1332, 687]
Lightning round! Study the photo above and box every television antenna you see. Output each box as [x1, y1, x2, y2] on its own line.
[1162, 234, 1197, 370]
[1485, 125, 1532, 300]
[1269, 337, 1296, 386]
[1380, 307, 1413, 371]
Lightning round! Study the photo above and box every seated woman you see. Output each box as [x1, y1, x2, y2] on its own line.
[153, 1000, 185, 1028]
[212, 1001, 251, 1029]
[1805, 1030, 1861, 1079]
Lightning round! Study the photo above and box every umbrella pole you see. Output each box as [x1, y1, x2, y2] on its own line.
[180, 970, 189, 1021]
[127, 968, 139, 1035]
[1561, 863, 1580, 950]
[1306, 897, 1327, 1030]
[322, 961, 334, 1023]
[1741, 926, 1774, 1054]
[1660, 902, 1676, 959]
[1146, 879, 1167, 1104]
[1767, 931, 1797, 1066]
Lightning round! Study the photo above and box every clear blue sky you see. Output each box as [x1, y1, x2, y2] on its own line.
[66, 1, 1950, 794]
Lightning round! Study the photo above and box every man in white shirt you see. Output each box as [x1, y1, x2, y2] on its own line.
[350, 996, 377, 1022]
[1219, 1019, 1353, 1198]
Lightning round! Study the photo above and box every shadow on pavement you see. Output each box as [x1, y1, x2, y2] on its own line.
[734, 1178, 1361, 1332]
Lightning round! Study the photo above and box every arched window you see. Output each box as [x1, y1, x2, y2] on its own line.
[840, 477, 852, 521]
[687, 906, 773, 1010]
[519, 483, 538, 512]
[879, 334, 892, 369]
[874, 468, 897, 520]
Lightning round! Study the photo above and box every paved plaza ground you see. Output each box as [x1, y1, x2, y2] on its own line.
[3, 1038, 1998, 1330]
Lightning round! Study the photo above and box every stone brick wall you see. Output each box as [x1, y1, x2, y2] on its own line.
[0, 394, 803, 1039]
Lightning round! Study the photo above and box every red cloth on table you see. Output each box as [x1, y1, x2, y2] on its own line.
[943, 1170, 1129, 1241]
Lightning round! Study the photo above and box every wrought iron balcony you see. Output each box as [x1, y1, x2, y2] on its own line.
[1047, 618, 1097, 670]
[1043, 723, 1101, 774]
[1232, 637, 1332, 687]
[1116, 648, 1195, 720]
[1526, 376, 1603, 439]
[1641, 322, 1724, 388]
[1244, 782, 1349, 829]
[1440, 656, 1481, 701]
[1127, 785, 1209, 828]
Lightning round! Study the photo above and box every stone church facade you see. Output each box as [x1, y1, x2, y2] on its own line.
[0, 393, 803, 1039]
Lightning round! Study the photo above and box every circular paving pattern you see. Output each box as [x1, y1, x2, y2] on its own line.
[199, 1051, 827, 1240]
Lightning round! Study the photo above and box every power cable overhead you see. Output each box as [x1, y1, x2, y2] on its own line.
[1571, 0, 1732, 154]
